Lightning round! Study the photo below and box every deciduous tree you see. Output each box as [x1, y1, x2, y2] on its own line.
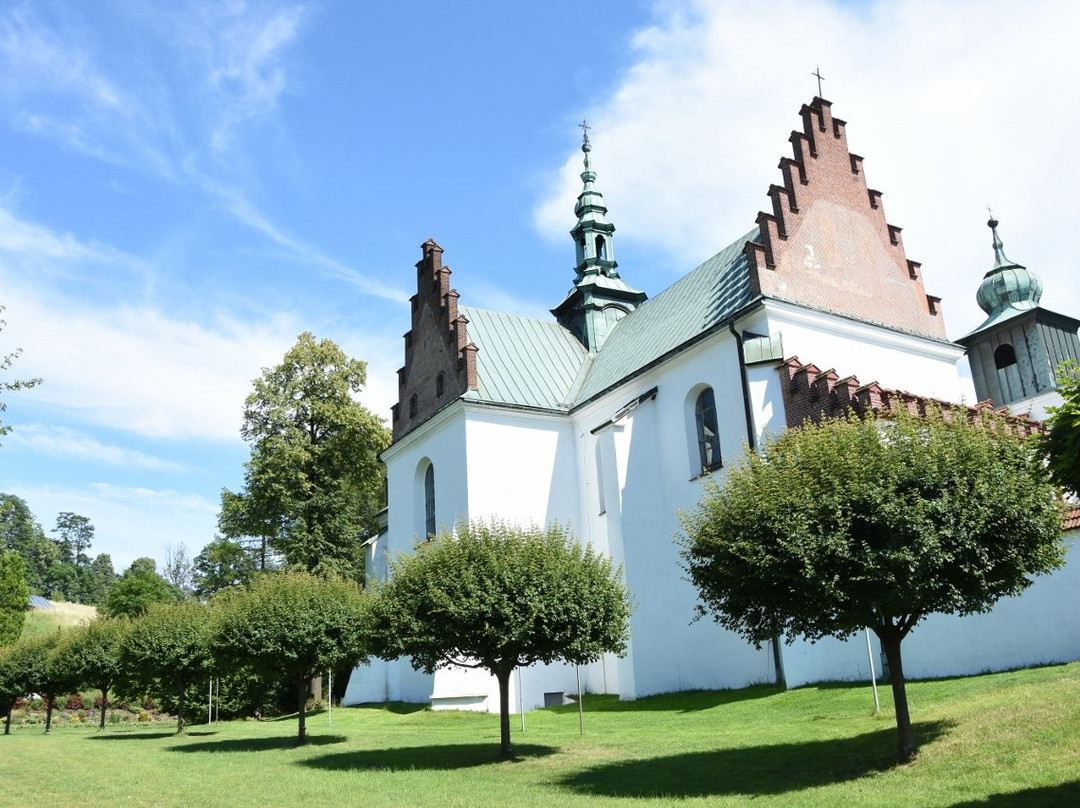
[1038, 361, 1080, 497]
[55, 617, 131, 729]
[369, 520, 632, 759]
[680, 406, 1065, 762]
[122, 601, 211, 733]
[0, 306, 42, 441]
[219, 333, 390, 581]
[100, 558, 177, 618]
[192, 536, 255, 598]
[212, 570, 368, 743]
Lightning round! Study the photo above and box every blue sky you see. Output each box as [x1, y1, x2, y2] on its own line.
[1, 0, 1078, 572]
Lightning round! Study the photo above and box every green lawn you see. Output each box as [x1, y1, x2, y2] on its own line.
[3, 663, 1078, 807]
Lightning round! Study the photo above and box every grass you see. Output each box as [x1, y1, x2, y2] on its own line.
[2, 663, 1078, 807]
[20, 600, 98, 639]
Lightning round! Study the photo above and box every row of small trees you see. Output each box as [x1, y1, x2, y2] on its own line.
[0, 524, 633, 757]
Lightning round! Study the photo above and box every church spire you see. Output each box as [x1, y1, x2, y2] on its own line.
[553, 122, 646, 353]
[976, 216, 1043, 317]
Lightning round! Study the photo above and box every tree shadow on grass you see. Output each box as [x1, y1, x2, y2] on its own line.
[170, 734, 349, 753]
[351, 702, 428, 715]
[556, 721, 950, 799]
[87, 731, 177, 741]
[301, 743, 559, 772]
[549, 685, 784, 715]
[948, 781, 1080, 807]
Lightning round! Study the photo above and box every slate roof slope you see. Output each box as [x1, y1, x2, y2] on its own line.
[571, 228, 758, 405]
[459, 306, 589, 410]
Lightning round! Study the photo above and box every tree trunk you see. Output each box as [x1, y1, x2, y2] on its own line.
[495, 668, 513, 760]
[297, 680, 308, 744]
[176, 685, 186, 734]
[99, 687, 108, 730]
[880, 631, 916, 762]
[44, 694, 54, 734]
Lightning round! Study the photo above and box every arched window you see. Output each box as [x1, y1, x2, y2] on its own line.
[695, 387, 721, 472]
[436, 372, 445, 398]
[424, 463, 436, 538]
[994, 343, 1017, 369]
[595, 235, 607, 261]
[408, 393, 418, 418]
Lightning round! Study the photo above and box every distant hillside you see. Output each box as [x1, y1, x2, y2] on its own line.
[22, 600, 99, 639]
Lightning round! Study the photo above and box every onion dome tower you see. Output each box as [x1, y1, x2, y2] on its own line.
[957, 217, 1080, 410]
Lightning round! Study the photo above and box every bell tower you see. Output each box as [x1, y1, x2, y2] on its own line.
[957, 217, 1080, 411]
[552, 122, 646, 353]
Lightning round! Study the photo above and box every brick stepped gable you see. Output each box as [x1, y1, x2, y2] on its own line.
[745, 97, 946, 339]
[779, 356, 1041, 437]
[392, 239, 478, 439]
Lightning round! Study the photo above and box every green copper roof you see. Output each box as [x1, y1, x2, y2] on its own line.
[962, 218, 1045, 341]
[459, 306, 588, 410]
[570, 229, 758, 404]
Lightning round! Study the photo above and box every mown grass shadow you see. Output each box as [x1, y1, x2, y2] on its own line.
[948, 781, 1080, 807]
[87, 730, 177, 741]
[302, 743, 558, 771]
[352, 702, 428, 716]
[557, 721, 950, 799]
[171, 734, 349, 753]
[549, 684, 784, 715]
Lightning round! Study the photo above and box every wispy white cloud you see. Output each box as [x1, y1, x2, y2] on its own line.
[534, 0, 1080, 339]
[10, 481, 219, 569]
[6, 424, 185, 471]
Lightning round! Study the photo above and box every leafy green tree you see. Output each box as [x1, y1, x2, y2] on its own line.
[212, 570, 369, 743]
[0, 493, 58, 595]
[679, 406, 1065, 762]
[0, 306, 42, 441]
[1039, 361, 1080, 497]
[192, 536, 256, 598]
[0, 644, 22, 734]
[4, 632, 74, 733]
[219, 332, 390, 581]
[54, 618, 131, 729]
[0, 550, 29, 646]
[100, 558, 177, 618]
[369, 520, 632, 759]
[122, 601, 212, 733]
[52, 512, 94, 568]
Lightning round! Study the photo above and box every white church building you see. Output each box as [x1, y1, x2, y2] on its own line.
[344, 96, 1080, 711]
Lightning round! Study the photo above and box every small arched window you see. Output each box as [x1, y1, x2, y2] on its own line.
[436, 373, 445, 398]
[695, 387, 721, 472]
[424, 464, 436, 539]
[408, 393, 418, 418]
[595, 235, 607, 261]
[994, 343, 1017, 370]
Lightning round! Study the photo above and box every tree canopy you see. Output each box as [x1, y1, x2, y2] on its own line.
[1038, 361, 1080, 497]
[192, 536, 256, 598]
[101, 558, 177, 618]
[212, 570, 369, 743]
[680, 405, 1065, 762]
[0, 550, 29, 646]
[369, 519, 632, 758]
[219, 332, 390, 582]
[121, 601, 212, 733]
[55, 617, 131, 729]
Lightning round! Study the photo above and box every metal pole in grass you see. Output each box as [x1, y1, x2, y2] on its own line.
[208, 678, 213, 724]
[517, 667, 524, 731]
[864, 628, 881, 714]
[576, 666, 584, 735]
[327, 669, 332, 727]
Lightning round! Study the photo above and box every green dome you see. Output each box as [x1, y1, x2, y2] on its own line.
[976, 218, 1042, 316]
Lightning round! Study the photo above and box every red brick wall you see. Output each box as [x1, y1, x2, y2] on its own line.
[392, 240, 477, 440]
[745, 98, 946, 340]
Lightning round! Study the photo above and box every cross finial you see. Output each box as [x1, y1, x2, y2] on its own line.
[812, 65, 825, 97]
[579, 118, 592, 147]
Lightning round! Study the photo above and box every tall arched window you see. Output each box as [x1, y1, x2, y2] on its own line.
[595, 235, 607, 261]
[695, 387, 721, 472]
[994, 343, 1017, 369]
[424, 463, 436, 539]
